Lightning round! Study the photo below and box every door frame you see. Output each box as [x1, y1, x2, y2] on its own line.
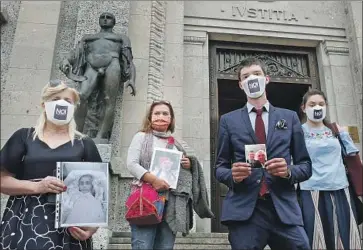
[209, 41, 320, 232]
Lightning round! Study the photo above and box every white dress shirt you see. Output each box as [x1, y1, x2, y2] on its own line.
[246, 102, 270, 136]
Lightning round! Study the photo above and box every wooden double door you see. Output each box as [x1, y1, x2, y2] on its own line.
[209, 42, 320, 232]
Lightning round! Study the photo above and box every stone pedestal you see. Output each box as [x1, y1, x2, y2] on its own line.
[93, 144, 112, 250]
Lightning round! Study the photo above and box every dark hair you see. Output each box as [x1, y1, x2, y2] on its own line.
[140, 100, 175, 133]
[237, 57, 267, 81]
[79, 174, 95, 196]
[301, 89, 330, 126]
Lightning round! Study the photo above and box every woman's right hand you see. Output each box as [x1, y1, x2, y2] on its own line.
[34, 176, 66, 194]
[151, 178, 170, 191]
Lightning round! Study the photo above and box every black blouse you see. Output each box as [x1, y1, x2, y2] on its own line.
[0, 128, 102, 180]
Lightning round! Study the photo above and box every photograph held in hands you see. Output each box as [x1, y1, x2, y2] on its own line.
[245, 144, 267, 168]
[55, 162, 109, 228]
[149, 148, 182, 189]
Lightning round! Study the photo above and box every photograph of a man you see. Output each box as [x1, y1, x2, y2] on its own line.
[254, 149, 267, 168]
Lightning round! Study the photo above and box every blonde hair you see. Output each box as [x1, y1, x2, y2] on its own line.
[33, 81, 84, 144]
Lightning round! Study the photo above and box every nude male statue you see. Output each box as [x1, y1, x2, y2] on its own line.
[60, 12, 136, 141]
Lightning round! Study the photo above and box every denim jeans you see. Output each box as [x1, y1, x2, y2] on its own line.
[130, 221, 176, 250]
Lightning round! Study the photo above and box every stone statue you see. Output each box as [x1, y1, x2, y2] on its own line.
[60, 12, 136, 142]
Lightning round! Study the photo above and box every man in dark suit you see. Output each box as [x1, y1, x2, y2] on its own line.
[215, 57, 312, 250]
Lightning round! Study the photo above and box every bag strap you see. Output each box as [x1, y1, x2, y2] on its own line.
[327, 122, 349, 167]
[329, 122, 348, 154]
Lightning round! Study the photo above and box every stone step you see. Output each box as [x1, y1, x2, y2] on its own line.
[108, 244, 231, 250]
[111, 231, 228, 238]
[109, 237, 230, 245]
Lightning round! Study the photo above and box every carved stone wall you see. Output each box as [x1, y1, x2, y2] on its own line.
[0, 1, 21, 103]
[146, 1, 167, 104]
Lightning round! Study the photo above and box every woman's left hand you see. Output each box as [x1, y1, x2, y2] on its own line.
[68, 226, 98, 241]
[181, 156, 191, 169]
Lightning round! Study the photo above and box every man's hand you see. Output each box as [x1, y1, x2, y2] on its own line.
[265, 158, 289, 178]
[68, 227, 97, 241]
[231, 162, 252, 183]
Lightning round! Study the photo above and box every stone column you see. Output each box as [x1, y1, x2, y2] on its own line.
[163, 1, 184, 138]
[117, 1, 153, 179]
[319, 40, 362, 154]
[344, 1, 362, 134]
[183, 30, 211, 232]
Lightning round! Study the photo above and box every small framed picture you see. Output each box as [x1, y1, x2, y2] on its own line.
[149, 148, 183, 189]
[245, 144, 267, 168]
[55, 162, 109, 228]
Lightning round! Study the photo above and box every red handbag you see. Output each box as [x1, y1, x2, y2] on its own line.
[125, 182, 166, 225]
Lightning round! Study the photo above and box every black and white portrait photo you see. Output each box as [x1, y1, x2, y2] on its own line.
[56, 162, 109, 228]
[149, 148, 182, 189]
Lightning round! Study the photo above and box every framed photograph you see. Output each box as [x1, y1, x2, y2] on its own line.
[55, 162, 109, 228]
[245, 144, 267, 168]
[149, 148, 183, 189]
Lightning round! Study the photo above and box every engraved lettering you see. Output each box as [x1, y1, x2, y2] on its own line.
[257, 9, 263, 19]
[263, 9, 268, 19]
[277, 10, 283, 20]
[232, 6, 245, 17]
[231, 6, 299, 22]
[247, 8, 257, 18]
[272, 10, 278, 20]
[289, 13, 298, 21]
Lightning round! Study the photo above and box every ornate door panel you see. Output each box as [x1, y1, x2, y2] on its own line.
[209, 42, 320, 232]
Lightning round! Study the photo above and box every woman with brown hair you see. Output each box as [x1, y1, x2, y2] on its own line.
[0, 80, 102, 250]
[127, 100, 213, 250]
[299, 89, 361, 250]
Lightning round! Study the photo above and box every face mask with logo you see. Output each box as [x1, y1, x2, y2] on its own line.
[242, 75, 267, 99]
[44, 99, 75, 126]
[306, 105, 326, 122]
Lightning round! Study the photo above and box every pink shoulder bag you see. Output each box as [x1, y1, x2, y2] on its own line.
[125, 182, 166, 225]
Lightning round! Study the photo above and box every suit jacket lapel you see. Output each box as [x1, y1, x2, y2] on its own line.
[240, 106, 258, 144]
[266, 104, 278, 148]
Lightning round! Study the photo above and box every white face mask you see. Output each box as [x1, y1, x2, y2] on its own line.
[44, 99, 75, 126]
[241, 75, 267, 99]
[306, 105, 326, 122]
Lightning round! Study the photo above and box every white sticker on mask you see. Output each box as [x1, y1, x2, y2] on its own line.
[54, 104, 68, 120]
[247, 78, 261, 94]
[313, 109, 323, 119]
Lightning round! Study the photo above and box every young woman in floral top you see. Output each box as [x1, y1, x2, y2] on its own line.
[299, 89, 361, 250]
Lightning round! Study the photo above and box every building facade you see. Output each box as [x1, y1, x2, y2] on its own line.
[1, 1, 362, 248]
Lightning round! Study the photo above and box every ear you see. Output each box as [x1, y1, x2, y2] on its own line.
[238, 80, 244, 89]
[301, 104, 306, 113]
[265, 75, 270, 84]
[41, 102, 45, 109]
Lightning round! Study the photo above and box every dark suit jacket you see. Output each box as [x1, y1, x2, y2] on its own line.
[215, 104, 312, 226]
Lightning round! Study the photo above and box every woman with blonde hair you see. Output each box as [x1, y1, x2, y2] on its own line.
[0, 80, 102, 250]
[127, 100, 213, 250]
